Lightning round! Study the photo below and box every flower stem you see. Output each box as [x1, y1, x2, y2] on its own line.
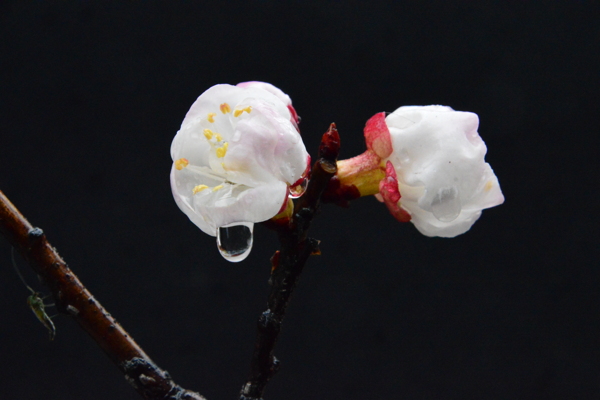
[0, 189, 206, 400]
[322, 150, 385, 206]
[242, 124, 340, 400]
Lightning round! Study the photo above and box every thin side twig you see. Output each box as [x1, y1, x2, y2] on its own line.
[240, 123, 341, 400]
[0, 190, 206, 400]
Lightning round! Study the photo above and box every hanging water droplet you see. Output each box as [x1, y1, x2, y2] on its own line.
[430, 187, 461, 222]
[288, 177, 308, 198]
[216, 222, 254, 262]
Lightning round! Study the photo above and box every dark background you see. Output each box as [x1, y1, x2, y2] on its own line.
[1, 2, 598, 399]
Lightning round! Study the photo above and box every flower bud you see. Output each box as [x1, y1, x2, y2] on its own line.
[382, 105, 504, 237]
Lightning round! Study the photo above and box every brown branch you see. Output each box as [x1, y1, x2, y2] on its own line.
[240, 123, 340, 400]
[0, 190, 206, 400]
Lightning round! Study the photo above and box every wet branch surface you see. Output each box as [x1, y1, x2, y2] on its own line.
[0, 190, 206, 400]
[241, 124, 340, 400]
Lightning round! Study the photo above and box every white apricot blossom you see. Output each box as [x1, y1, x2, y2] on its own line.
[365, 106, 504, 237]
[170, 82, 309, 237]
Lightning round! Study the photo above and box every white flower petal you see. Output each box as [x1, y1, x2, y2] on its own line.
[171, 121, 212, 167]
[386, 105, 504, 237]
[236, 81, 293, 106]
[170, 83, 309, 237]
[224, 100, 305, 186]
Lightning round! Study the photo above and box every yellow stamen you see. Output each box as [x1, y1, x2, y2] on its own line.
[233, 106, 252, 117]
[220, 103, 231, 114]
[192, 185, 209, 194]
[212, 185, 224, 192]
[484, 180, 493, 192]
[203, 129, 214, 140]
[216, 142, 229, 158]
[215, 133, 223, 142]
[174, 158, 189, 170]
[207, 112, 216, 123]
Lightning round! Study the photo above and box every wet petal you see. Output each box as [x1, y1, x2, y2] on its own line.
[383, 105, 504, 237]
[171, 83, 309, 240]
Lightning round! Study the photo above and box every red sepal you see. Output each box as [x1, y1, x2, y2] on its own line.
[364, 112, 392, 159]
[379, 161, 411, 223]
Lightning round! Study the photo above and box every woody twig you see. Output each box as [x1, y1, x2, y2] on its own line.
[240, 124, 340, 400]
[0, 190, 206, 400]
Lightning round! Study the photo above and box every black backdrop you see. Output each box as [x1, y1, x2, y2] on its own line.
[1, 2, 598, 399]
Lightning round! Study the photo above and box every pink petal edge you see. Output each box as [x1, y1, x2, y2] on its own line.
[364, 112, 393, 159]
[379, 161, 411, 223]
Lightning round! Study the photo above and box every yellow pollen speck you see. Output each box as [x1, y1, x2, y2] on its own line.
[174, 158, 189, 170]
[220, 103, 231, 114]
[215, 133, 223, 142]
[203, 129, 214, 140]
[207, 113, 216, 123]
[216, 142, 229, 158]
[234, 106, 252, 117]
[192, 185, 209, 194]
[212, 185, 224, 192]
[484, 180, 494, 192]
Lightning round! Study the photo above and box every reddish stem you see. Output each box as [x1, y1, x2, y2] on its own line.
[0, 190, 206, 400]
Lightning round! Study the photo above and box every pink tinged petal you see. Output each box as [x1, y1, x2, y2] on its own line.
[170, 82, 310, 242]
[378, 161, 411, 223]
[290, 155, 312, 187]
[225, 99, 307, 187]
[183, 84, 292, 131]
[364, 112, 393, 159]
[288, 105, 300, 130]
[236, 81, 293, 106]
[236, 81, 300, 129]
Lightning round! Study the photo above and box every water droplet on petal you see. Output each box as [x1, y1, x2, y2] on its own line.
[216, 222, 254, 262]
[288, 177, 308, 198]
[430, 187, 461, 222]
[398, 149, 410, 164]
